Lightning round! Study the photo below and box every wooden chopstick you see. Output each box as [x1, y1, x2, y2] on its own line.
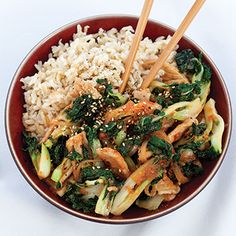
[141, 0, 206, 89]
[119, 0, 154, 94]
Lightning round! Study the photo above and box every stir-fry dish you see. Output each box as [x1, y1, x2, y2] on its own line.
[22, 27, 224, 216]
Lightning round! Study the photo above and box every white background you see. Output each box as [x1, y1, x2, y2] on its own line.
[0, 0, 235, 235]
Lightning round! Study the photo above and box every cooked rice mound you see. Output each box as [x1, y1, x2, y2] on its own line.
[21, 25, 177, 138]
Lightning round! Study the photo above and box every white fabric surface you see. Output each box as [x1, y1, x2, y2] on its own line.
[0, 0, 235, 235]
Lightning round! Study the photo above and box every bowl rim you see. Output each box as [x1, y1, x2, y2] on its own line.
[5, 14, 232, 224]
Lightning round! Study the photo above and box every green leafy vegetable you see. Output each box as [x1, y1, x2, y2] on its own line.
[202, 64, 212, 83]
[100, 121, 122, 138]
[153, 109, 165, 116]
[97, 79, 127, 107]
[192, 123, 207, 136]
[22, 131, 40, 172]
[80, 166, 115, 181]
[152, 87, 169, 108]
[84, 126, 101, 156]
[22, 131, 39, 154]
[182, 162, 203, 177]
[151, 169, 164, 185]
[68, 150, 83, 162]
[171, 82, 201, 102]
[172, 153, 180, 162]
[152, 82, 202, 109]
[49, 136, 68, 166]
[116, 137, 142, 157]
[56, 182, 62, 189]
[153, 82, 202, 108]
[176, 141, 218, 160]
[133, 116, 162, 136]
[147, 136, 172, 159]
[198, 52, 212, 83]
[175, 49, 202, 74]
[176, 141, 202, 153]
[65, 94, 100, 126]
[63, 184, 98, 213]
[82, 146, 90, 160]
[196, 146, 218, 159]
[175, 49, 212, 84]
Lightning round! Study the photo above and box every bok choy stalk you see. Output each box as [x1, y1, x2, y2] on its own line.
[191, 60, 211, 108]
[95, 185, 117, 216]
[51, 158, 68, 183]
[84, 126, 101, 156]
[163, 98, 202, 121]
[175, 49, 212, 108]
[175, 99, 224, 160]
[136, 194, 164, 210]
[37, 143, 51, 179]
[22, 132, 51, 179]
[63, 184, 98, 213]
[114, 130, 127, 146]
[202, 98, 224, 154]
[111, 158, 161, 215]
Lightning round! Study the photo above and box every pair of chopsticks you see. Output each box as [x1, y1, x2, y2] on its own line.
[119, 0, 206, 93]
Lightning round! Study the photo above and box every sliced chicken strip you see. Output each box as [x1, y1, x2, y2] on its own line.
[133, 88, 151, 101]
[104, 100, 161, 124]
[161, 63, 189, 83]
[171, 162, 189, 185]
[168, 118, 196, 143]
[96, 148, 131, 179]
[66, 131, 88, 155]
[142, 60, 189, 84]
[138, 140, 153, 164]
[156, 173, 180, 195]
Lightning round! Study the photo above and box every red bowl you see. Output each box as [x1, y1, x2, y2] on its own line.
[5, 15, 232, 224]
